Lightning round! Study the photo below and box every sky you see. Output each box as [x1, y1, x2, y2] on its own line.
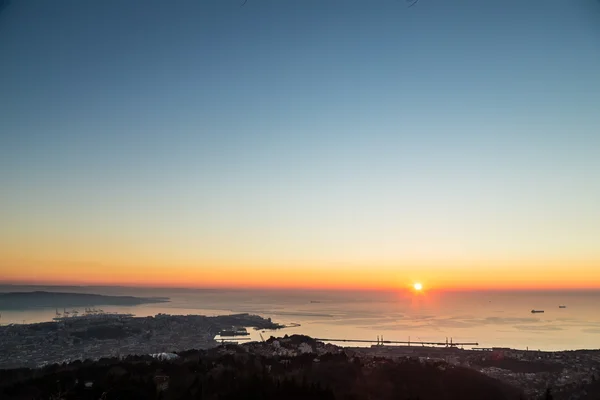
[1, 0, 599, 290]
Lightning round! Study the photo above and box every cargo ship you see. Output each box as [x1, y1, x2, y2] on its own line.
[531, 310, 544, 314]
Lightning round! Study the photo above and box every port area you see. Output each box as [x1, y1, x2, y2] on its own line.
[0, 313, 282, 369]
[53, 310, 135, 321]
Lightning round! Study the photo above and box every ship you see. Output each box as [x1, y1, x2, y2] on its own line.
[531, 310, 544, 314]
[219, 327, 249, 337]
[559, 305, 567, 309]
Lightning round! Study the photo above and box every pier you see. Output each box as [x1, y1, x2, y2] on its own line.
[315, 337, 478, 347]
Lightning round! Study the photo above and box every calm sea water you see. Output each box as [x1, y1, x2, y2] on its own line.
[1, 286, 599, 351]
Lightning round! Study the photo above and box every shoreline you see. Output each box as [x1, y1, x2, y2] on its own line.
[1, 313, 597, 354]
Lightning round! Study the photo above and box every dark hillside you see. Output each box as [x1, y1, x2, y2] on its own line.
[0, 348, 525, 400]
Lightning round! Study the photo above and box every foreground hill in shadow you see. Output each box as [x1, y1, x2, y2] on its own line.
[0, 337, 524, 400]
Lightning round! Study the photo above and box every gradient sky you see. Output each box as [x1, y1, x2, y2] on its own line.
[1, 0, 600, 290]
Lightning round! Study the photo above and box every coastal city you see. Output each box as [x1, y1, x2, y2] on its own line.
[1, 312, 599, 398]
[0, 312, 281, 369]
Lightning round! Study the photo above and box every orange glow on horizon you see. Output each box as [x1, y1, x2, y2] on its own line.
[2, 258, 600, 291]
[1, 248, 599, 291]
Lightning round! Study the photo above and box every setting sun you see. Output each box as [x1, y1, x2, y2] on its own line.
[413, 282, 423, 291]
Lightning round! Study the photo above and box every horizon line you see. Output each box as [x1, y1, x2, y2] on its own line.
[1, 282, 599, 293]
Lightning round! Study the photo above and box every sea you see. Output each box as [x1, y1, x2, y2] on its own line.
[1, 286, 599, 352]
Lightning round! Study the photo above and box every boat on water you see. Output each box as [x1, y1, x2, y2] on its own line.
[531, 310, 544, 314]
[559, 305, 567, 308]
[219, 327, 249, 337]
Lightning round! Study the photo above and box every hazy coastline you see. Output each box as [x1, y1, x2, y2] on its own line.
[0, 291, 169, 311]
[0, 285, 599, 352]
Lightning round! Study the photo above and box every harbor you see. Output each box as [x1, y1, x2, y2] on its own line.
[0, 313, 283, 369]
[52, 308, 135, 321]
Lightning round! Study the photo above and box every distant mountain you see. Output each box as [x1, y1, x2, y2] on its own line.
[0, 291, 169, 310]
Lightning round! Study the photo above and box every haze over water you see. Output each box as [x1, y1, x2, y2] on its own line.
[1, 286, 599, 352]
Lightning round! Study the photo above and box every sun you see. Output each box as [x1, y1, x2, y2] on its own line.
[413, 282, 423, 291]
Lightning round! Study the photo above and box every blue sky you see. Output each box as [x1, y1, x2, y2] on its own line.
[1, 0, 599, 287]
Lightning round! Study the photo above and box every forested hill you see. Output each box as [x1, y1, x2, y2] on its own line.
[0, 346, 524, 400]
[0, 291, 169, 310]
